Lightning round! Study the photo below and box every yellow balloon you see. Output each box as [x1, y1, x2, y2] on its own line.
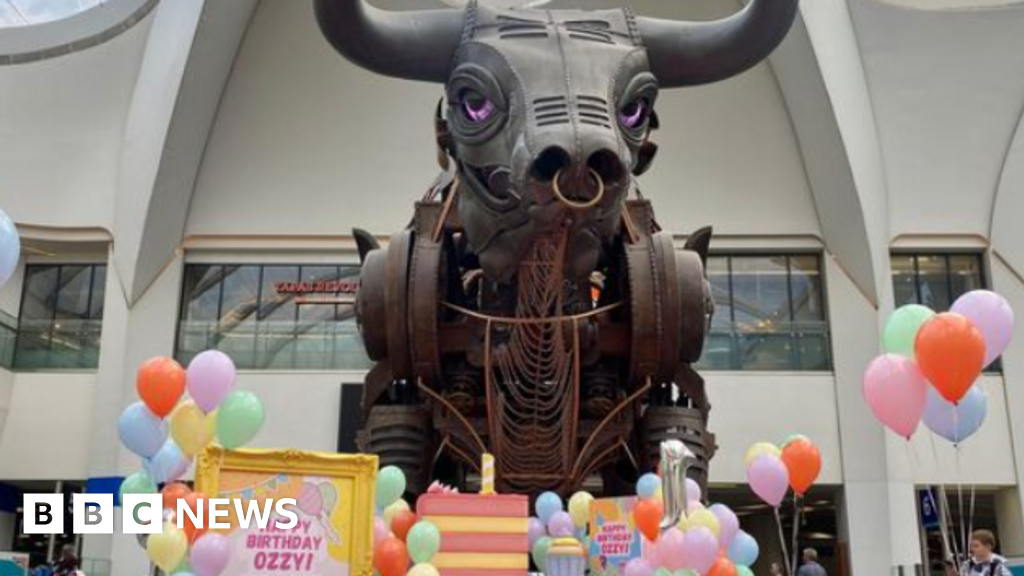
[568, 492, 594, 528]
[407, 564, 441, 576]
[744, 442, 781, 467]
[687, 508, 721, 539]
[384, 499, 411, 527]
[654, 486, 663, 502]
[147, 522, 188, 572]
[170, 401, 217, 456]
[678, 513, 690, 532]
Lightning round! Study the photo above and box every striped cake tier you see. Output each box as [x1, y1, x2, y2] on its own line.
[417, 492, 530, 576]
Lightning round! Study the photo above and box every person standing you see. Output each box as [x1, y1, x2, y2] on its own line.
[960, 530, 1012, 576]
[796, 548, 828, 576]
[769, 562, 785, 576]
[51, 545, 79, 576]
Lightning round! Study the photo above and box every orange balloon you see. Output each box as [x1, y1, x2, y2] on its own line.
[633, 497, 663, 543]
[137, 357, 186, 418]
[178, 492, 208, 543]
[390, 510, 418, 542]
[915, 313, 985, 404]
[374, 537, 409, 576]
[707, 557, 739, 576]
[782, 438, 822, 496]
[160, 482, 192, 511]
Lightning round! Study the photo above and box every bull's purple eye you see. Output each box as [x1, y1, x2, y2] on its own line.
[460, 90, 496, 123]
[619, 98, 649, 129]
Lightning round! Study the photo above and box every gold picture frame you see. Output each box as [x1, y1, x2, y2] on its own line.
[196, 447, 378, 576]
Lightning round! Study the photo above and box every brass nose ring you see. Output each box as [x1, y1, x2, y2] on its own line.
[551, 168, 606, 210]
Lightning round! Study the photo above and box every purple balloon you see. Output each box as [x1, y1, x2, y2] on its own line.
[682, 526, 719, 574]
[187, 351, 237, 412]
[190, 534, 231, 576]
[624, 558, 654, 576]
[923, 384, 988, 445]
[547, 511, 575, 538]
[686, 478, 702, 504]
[747, 454, 790, 508]
[952, 290, 1015, 368]
[528, 517, 547, 549]
[710, 503, 740, 550]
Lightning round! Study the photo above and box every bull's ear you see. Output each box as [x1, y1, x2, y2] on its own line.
[633, 141, 659, 176]
[353, 228, 380, 264]
[685, 226, 713, 268]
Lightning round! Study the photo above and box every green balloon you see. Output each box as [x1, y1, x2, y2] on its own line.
[376, 466, 407, 509]
[407, 521, 441, 564]
[172, 559, 193, 575]
[119, 471, 157, 504]
[783, 434, 810, 448]
[675, 571, 698, 576]
[216, 391, 265, 449]
[883, 304, 935, 359]
[532, 537, 552, 572]
[653, 570, 674, 576]
[737, 567, 755, 576]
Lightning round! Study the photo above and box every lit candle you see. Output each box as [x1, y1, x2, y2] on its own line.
[482, 453, 496, 495]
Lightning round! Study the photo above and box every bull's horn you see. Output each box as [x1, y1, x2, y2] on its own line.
[638, 0, 799, 88]
[314, 0, 465, 83]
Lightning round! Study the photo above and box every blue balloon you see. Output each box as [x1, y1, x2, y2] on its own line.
[728, 530, 760, 567]
[146, 440, 190, 484]
[0, 208, 20, 288]
[923, 385, 988, 445]
[536, 492, 563, 525]
[118, 401, 168, 458]
[636, 473, 661, 499]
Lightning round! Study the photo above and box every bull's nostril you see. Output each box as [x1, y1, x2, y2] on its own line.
[533, 146, 572, 182]
[588, 149, 625, 185]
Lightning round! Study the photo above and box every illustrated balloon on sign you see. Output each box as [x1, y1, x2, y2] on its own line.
[137, 357, 187, 418]
[883, 304, 935, 359]
[915, 313, 985, 404]
[862, 354, 928, 439]
[215, 390, 265, 449]
[952, 290, 1015, 368]
[923, 385, 988, 445]
[119, 401, 168, 459]
[0, 208, 20, 288]
[187, 350, 237, 413]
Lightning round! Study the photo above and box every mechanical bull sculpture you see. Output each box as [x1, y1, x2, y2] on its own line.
[315, 0, 798, 495]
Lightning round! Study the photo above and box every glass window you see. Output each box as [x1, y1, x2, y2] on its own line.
[890, 253, 995, 371]
[177, 263, 369, 371]
[14, 264, 106, 370]
[696, 255, 831, 371]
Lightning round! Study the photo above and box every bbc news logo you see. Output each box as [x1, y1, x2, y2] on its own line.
[22, 494, 299, 535]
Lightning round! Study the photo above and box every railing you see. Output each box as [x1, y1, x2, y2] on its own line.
[696, 320, 832, 371]
[12, 319, 103, 370]
[176, 320, 372, 371]
[0, 311, 16, 369]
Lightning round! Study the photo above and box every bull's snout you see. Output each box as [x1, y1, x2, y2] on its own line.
[531, 145, 626, 209]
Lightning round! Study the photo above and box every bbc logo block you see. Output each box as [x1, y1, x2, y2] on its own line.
[23, 494, 163, 535]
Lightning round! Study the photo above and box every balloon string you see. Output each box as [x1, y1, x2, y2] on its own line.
[791, 495, 802, 574]
[956, 445, 967, 561]
[775, 507, 793, 576]
[941, 485, 962, 571]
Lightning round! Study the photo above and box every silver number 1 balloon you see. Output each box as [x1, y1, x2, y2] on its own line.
[659, 439, 696, 531]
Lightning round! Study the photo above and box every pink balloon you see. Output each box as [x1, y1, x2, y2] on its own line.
[862, 354, 928, 439]
[528, 517, 547, 550]
[547, 511, 575, 538]
[747, 455, 789, 508]
[297, 482, 323, 516]
[710, 503, 740, 550]
[624, 558, 654, 576]
[373, 516, 390, 551]
[682, 526, 719, 574]
[657, 528, 688, 571]
[190, 534, 231, 576]
[187, 351, 237, 412]
[952, 290, 1015, 368]
[641, 536, 659, 564]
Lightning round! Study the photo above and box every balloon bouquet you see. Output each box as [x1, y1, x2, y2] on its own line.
[864, 290, 1015, 443]
[743, 436, 823, 575]
[373, 466, 443, 576]
[117, 351, 266, 576]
